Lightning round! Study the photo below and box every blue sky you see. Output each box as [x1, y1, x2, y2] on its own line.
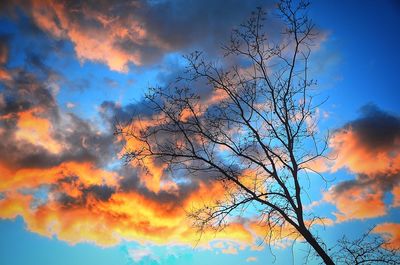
[0, 1, 399, 264]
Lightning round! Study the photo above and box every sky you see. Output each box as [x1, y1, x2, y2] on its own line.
[0, 0, 399, 264]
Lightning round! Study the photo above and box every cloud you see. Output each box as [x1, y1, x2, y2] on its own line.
[324, 185, 386, 222]
[128, 247, 157, 263]
[0, 68, 11, 81]
[7, 0, 271, 72]
[15, 107, 63, 154]
[392, 186, 400, 207]
[66, 102, 75, 109]
[222, 245, 238, 255]
[249, 220, 300, 249]
[103, 77, 119, 88]
[0, 161, 118, 192]
[0, 0, 341, 252]
[213, 241, 242, 255]
[0, 57, 266, 249]
[0, 36, 12, 80]
[246, 256, 257, 262]
[0, 182, 260, 247]
[324, 104, 400, 221]
[0, 66, 117, 170]
[373, 223, 400, 249]
[330, 104, 400, 175]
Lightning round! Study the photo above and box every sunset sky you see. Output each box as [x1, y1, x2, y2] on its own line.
[0, 1, 399, 265]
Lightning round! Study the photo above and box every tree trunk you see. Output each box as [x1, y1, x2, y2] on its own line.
[298, 226, 335, 265]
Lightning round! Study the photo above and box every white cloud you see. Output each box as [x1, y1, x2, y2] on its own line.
[128, 247, 157, 263]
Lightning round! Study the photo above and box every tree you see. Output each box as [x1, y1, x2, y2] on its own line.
[332, 227, 400, 265]
[116, 1, 391, 264]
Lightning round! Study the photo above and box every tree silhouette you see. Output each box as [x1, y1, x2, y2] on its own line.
[116, 1, 397, 264]
[331, 227, 400, 265]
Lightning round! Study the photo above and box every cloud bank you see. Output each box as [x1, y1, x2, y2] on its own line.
[5, 0, 269, 72]
[324, 104, 400, 221]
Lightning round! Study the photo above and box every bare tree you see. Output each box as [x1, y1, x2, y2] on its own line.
[115, 1, 391, 264]
[331, 227, 400, 265]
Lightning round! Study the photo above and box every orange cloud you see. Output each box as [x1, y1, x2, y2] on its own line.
[0, 70, 262, 250]
[373, 223, 400, 249]
[117, 115, 173, 193]
[246, 256, 257, 262]
[29, 0, 166, 72]
[249, 220, 301, 249]
[0, 161, 118, 192]
[0, 124, 259, 248]
[221, 245, 238, 254]
[14, 108, 63, 154]
[0, 41, 7, 64]
[212, 240, 243, 255]
[320, 107, 400, 222]
[0, 192, 33, 219]
[0, 177, 259, 247]
[323, 186, 386, 222]
[329, 129, 400, 176]
[0, 3, 303, 251]
[0, 68, 11, 81]
[392, 185, 400, 207]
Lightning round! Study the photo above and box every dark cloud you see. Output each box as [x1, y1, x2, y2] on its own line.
[103, 77, 119, 89]
[55, 112, 118, 166]
[86, 184, 115, 201]
[24, 52, 61, 80]
[0, 35, 9, 64]
[55, 177, 116, 206]
[137, 0, 270, 56]
[62, 77, 91, 92]
[0, 69, 57, 115]
[117, 166, 204, 206]
[332, 173, 400, 195]
[0, 43, 214, 211]
[328, 104, 400, 215]
[100, 100, 155, 124]
[0, 34, 218, 213]
[0, 52, 118, 170]
[56, 179, 116, 208]
[2, 0, 274, 71]
[343, 103, 400, 151]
